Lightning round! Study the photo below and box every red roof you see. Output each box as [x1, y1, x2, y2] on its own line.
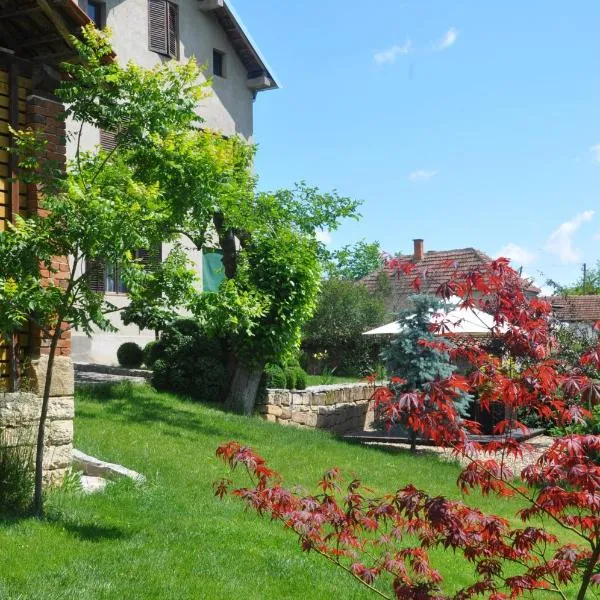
[543, 295, 600, 322]
[362, 247, 540, 312]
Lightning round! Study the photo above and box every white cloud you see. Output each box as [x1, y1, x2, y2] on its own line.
[590, 144, 600, 163]
[315, 229, 332, 245]
[496, 243, 536, 266]
[544, 210, 595, 264]
[408, 169, 438, 183]
[374, 39, 412, 65]
[436, 27, 459, 51]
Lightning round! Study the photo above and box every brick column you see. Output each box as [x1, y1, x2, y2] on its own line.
[26, 94, 71, 359]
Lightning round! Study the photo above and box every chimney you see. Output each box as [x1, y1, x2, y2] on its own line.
[413, 239, 424, 261]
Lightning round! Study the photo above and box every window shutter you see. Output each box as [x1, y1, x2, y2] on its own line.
[87, 259, 106, 293]
[167, 2, 179, 58]
[137, 245, 162, 273]
[148, 0, 168, 55]
[99, 129, 117, 152]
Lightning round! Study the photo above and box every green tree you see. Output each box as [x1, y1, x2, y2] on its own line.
[384, 294, 471, 452]
[325, 239, 382, 280]
[547, 260, 600, 295]
[1, 26, 201, 515]
[302, 278, 387, 376]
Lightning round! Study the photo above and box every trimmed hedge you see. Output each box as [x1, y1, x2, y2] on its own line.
[150, 319, 227, 402]
[117, 342, 144, 369]
[264, 364, 286, 389]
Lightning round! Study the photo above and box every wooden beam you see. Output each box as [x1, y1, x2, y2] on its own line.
[35, 0, 76, 51]
[18, 33, 64, 50]
[0, 4, 39, 20]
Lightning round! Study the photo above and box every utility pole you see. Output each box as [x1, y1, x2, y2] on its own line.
[583, 263, 587, 294]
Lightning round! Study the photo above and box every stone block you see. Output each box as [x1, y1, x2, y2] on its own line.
[45, 419, 73, 446]
[0, 392, 40, 424]
[265, 414, 277, 423]
[279, 408, 292, 420]
[25, 356, 74, 397]
[47, 396, 75, 420]
[42, 443, 72, 471]
[265, 405, 283, 417]
[292, 412, 310, 426]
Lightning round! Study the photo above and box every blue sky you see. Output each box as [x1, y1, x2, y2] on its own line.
[235, 0, 600, 291]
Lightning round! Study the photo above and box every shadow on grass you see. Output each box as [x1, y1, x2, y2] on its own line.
[77, 382, 229, 437]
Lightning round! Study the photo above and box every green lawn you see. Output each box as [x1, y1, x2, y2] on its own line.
[0, 383, 577, 599]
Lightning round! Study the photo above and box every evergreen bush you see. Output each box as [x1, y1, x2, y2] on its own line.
[264, 364, 286, 389]
[117, 342, 144, 369]
[284, 367, 297, 390]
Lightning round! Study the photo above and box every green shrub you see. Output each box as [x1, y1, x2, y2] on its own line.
[284, 367, 297, 390]
[143, 340, 163, 369]
[293, 367, 307, 390]
[264, 364, 286, 389]
[0, 434, 33, 515]
[117, 342, 144, 369]
[149, 320, 228, 402]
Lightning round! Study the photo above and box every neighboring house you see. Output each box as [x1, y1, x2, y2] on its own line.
[544, 295, 600, 338]
[362, 239, 540, 315]
[70, 0, 279, 364]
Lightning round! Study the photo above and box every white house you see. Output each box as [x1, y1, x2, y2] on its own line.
[70, 0, 279, 364]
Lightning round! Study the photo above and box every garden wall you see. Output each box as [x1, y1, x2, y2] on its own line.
[0, 356, 74, 485]
[259, 383, 373, 434]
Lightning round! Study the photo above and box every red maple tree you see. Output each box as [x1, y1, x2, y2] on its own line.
[215, 258, 600, 599]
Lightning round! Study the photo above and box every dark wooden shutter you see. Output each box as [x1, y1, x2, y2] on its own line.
[87, 259, 106, 293]
[99, 129, 117, 152]
[167, 2, 179, 58]
[148, 0, 168, 54]
[137, 245, 162, 273]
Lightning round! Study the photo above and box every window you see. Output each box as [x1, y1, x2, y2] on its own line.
[99, 129, 117, 152]
[213, 50, 225, 78]
[87, 247, 162, 294]
[148, 0, 179, 59]
[86, 1, 105, 28]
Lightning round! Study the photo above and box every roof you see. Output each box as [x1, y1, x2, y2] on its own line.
[362, 247, 541, 311]
[0, 0, 90, 68]
[199, 0, 280, 91]
[543, 295, 600, 323]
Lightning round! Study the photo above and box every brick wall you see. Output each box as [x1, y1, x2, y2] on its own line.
[26, 94, 71, 359]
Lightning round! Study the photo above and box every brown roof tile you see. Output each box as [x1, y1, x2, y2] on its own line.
[543, 295, 600, 322]
[362, 247, 540, 312]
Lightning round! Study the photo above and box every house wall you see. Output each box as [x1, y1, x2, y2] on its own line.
[70, 0, 257, 364]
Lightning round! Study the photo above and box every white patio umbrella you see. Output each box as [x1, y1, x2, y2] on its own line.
[363, 297, 499, 337]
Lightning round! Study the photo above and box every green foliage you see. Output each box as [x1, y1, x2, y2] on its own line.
[284, 367, 297, 390]
[292, 367, 307, 390]
[0, 434, 33, 515]
[383, 295, 472, 427]
[150, 320, 227, 402]
[264, 364, 286, 389]
[143, 341, 160, 369]
[302, 278, 387, 376]
[325, 239, 382, 280]
[547, 260, 600, 295]
[117, 343, 144, 369]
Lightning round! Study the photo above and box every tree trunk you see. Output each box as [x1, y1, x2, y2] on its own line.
[409, 428, 417, 453]
[577, 542, 600, 600]
[9, 333, 19, 392]
[32, 329, 60, 517]
[225, 360, 263, 415]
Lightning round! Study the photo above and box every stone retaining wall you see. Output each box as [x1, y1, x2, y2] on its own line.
[0, 356, 74, 485]
[259, 383, 374, 434]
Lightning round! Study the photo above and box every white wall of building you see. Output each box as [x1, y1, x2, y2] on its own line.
[71, 0, 256, 364]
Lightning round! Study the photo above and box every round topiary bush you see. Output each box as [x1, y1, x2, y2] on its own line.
[143, 340, 164, 369]
[284, 367, 297, 390]
[264, 364, 286, 389]
[293, 367, 307, 390]
[117, 342, 144, 369]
